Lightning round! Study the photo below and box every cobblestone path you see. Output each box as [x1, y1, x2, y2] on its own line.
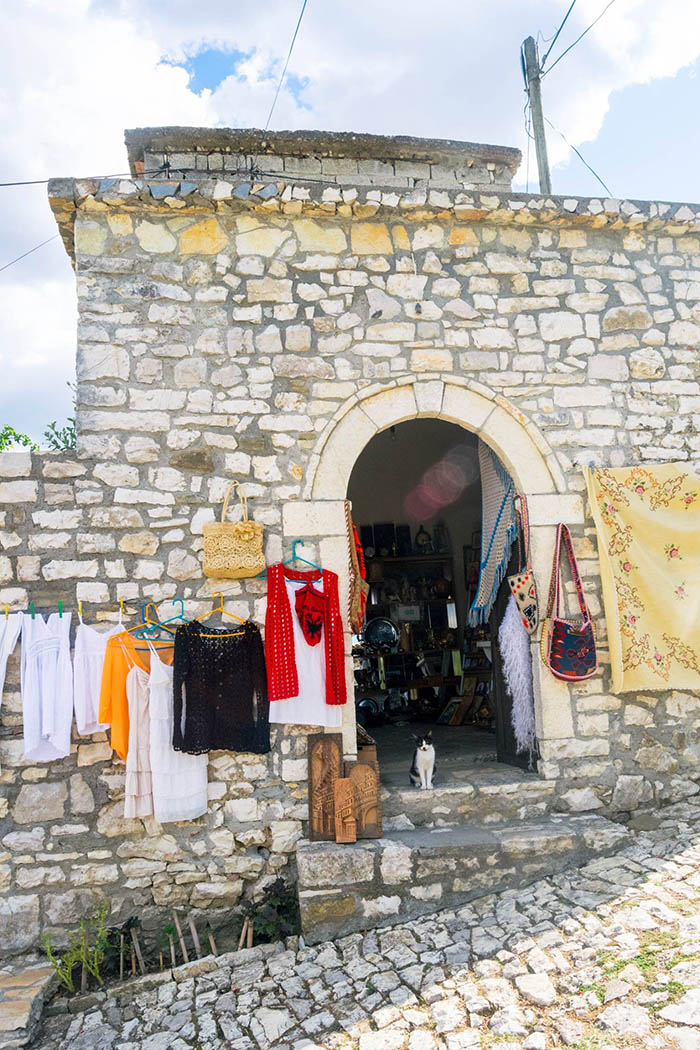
[33, 799, 700, 1050]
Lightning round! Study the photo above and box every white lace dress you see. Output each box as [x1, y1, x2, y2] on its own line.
[148, 645, 208, 823]
[0, 613, 22, 772]
[21, 611, 73, 762]
[124, 645, 208, 822]
[124, 663, 153, 819]
[73, 618, 123, 735]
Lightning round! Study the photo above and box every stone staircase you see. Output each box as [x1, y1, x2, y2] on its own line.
[296, 769, 630, 944]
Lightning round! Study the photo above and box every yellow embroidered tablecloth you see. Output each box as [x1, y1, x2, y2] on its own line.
[586, 463, 700, 693]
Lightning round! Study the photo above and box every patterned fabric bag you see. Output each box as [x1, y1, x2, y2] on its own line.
[202, 481, 265, 580]
[541, 524, 598, 681]
[507, 494, 539, 635]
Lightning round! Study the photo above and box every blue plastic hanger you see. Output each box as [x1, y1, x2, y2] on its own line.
[257, 539, 321, 578]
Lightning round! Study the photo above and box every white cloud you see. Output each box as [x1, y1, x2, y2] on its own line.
[1, 0, 700, 434]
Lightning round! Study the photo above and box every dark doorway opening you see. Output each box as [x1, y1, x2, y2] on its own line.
[347, 419, 535, 783]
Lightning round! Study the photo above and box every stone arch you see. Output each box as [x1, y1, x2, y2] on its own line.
[306, 376, 566, 502]
[284, 375, 584, 758]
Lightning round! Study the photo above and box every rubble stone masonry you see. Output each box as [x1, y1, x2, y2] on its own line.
[0, 129, 698, 955]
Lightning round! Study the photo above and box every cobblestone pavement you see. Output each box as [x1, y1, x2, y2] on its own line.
[32, 799, 700, 1050]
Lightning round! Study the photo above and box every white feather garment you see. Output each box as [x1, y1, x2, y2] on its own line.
[498, 595, 536, 756]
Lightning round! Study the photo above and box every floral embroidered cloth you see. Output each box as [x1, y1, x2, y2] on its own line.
[586, 463, 700, 692]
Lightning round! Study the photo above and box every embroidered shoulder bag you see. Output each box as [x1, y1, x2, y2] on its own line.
[507, 494, 539, 636]
[202, 481, 265, 580]
[541, 523, 598, 681]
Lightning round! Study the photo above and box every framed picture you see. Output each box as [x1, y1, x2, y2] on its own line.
[463, 545, 472, 589]
[396, 524, 412, 557]
[437, 699, 460, 725]
[373, 522, 396, 558]
[396, 604, 421, 622]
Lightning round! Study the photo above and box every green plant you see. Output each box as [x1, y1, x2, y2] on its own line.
[74, 901, 110, 985]
[42, 901, 111, 992]
[0, 424, 38, 452]
[41, 935, 79, 993]
[43, 381, 77, 451]
[244, 878, 300, 944]
[579, 981, 605, 1003]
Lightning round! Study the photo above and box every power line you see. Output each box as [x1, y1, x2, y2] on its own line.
[0, 168, 164, 189]
[542, 0, 619, 77]
[540, 0, 578, 69]
[545, 116, 612, 196]
[0, 235, 59, 275]
[263, 0, 310, 131]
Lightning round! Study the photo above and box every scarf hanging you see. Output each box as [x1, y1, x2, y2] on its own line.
[498, 595, 536, 759]
[468, 440, 517, 626]
[586, 463, 700, 692]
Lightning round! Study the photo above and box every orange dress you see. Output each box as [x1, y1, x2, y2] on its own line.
[98, 633, 173, 761]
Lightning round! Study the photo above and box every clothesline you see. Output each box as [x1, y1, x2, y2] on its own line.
[0, 560, 348, 826]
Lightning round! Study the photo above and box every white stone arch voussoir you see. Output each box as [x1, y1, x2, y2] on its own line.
[307, 376, 567, 502]
[284, 376, 585, 758]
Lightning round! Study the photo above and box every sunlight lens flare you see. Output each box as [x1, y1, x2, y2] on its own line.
[403, 443, 478, 520]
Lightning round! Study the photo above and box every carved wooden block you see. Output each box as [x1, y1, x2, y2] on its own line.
[346, 761, 382, 839]
[308, 733, 343, 842]
[356, 742, 379, 774]
[334, 778, 358, 843]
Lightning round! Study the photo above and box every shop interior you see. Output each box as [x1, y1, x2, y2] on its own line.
[347, 419, 504, 784]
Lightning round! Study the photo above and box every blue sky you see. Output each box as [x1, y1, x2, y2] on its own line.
[1, 0, 700, 441]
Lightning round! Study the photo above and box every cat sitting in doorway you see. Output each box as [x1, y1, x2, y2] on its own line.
[410, 732, 436, 790]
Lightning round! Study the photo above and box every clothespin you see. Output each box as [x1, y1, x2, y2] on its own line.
[119, 597, 125, 617]
[78, 600, 83, 621]
[4, 604, 7, 620]
[29, 602, 35, 620]
[58, 600, 63, 618]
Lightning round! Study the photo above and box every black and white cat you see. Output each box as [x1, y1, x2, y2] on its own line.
[410, 732, 436, 790]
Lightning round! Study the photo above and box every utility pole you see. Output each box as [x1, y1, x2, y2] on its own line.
[522, 36, 552, 196]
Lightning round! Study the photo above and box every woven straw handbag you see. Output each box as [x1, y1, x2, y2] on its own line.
[202, 481, 265, 580]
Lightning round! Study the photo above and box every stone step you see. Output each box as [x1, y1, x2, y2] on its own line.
[296, 814, 630, 945]
[381, 769, 557, 830]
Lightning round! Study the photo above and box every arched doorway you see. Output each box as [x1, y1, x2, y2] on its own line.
[347, 417, 530, 782]
[284, 377, 583, 770]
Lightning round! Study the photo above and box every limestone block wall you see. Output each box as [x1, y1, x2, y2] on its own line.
[1, 158, 700, 955]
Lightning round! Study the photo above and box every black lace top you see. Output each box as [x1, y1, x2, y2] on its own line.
[172, 620, 269, 755]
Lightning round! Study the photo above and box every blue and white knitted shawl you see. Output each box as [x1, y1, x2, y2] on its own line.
[468, 441, 517, 627]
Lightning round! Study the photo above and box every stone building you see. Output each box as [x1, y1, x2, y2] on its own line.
[0, 127, 698, 954]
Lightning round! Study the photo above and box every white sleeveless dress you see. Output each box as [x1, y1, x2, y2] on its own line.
[73, 618, 123, 735]
[0, 613, 22, 772]
[148, 645, 208, 823]
[124, 644, 208, 822]
[21, 611, 73, 762]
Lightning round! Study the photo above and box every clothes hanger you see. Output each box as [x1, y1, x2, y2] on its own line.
[196, 591, 247, 626]
[122, 604, 173, 643]
[285, 539, 322, 571]
[256, 539, 321, 579]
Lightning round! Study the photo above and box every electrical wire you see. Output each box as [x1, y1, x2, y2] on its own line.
[263, 0, 310, 132]
[0, 235, 60, 275]
[545, 116, 612, 195]
[0, 168, 165, 189]
[542, 0, 619, 77]
[540, 0, 578, 69]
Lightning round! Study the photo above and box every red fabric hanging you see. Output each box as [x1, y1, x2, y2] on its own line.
[265, 563, 347, 706]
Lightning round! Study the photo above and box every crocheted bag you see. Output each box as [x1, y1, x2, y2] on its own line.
[202, 481, 265, 580]
[507, 494, 539, 636]
[541, 524, 597, 682]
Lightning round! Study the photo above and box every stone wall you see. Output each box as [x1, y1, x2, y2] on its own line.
[2, 134, 700, 955]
